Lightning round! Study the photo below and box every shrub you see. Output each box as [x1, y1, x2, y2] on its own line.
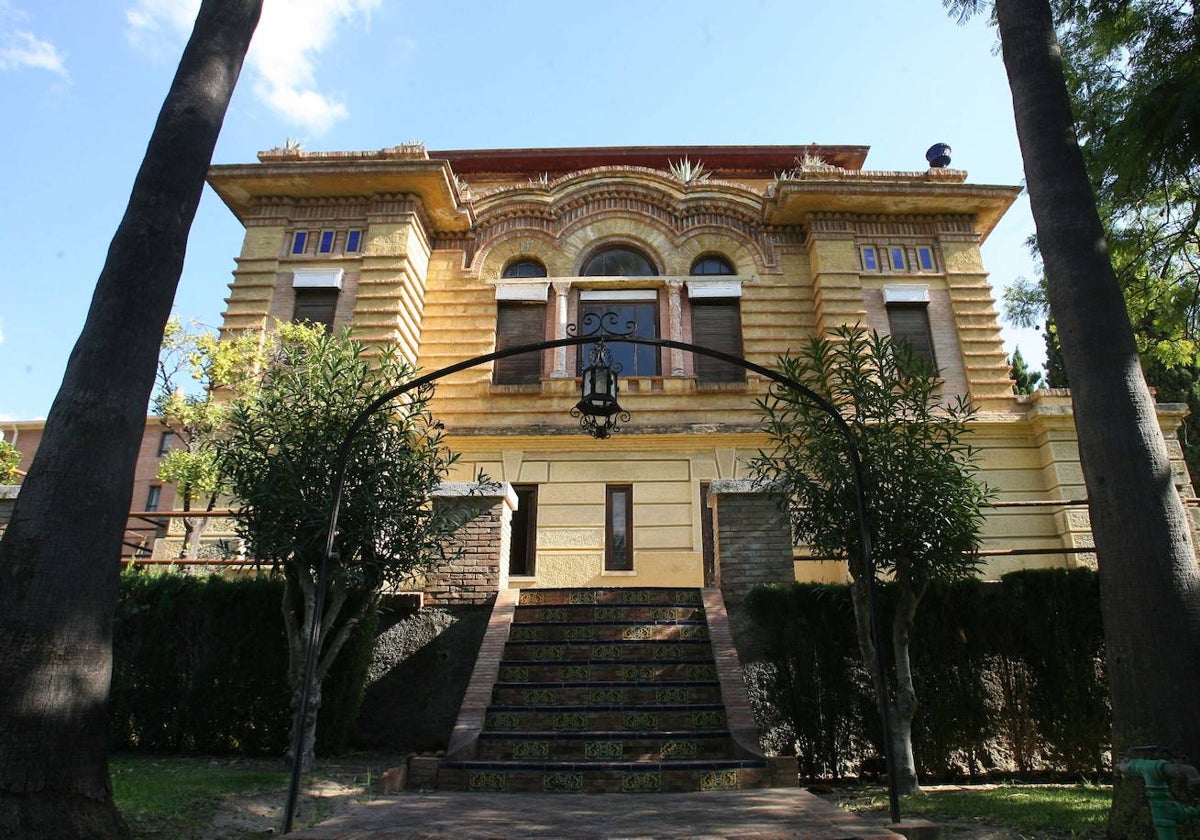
[744, 568, 1109, 780]
[110, 568, 376, 756]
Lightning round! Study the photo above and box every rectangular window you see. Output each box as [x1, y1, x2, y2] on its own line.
[509, 485, 538, 577]
[691, 298, 745, 383]
[917, 246, 935, 272]
[145, 485, 162, 513]
[605, 484, 633, 571]
[580, 301, 660, 377]
[318, 230, 336, 254]
[345, 229, 362, 253]
[494, 302, 547, 384]
[889, 246, 907, 272]
[861, 246, 878, 271]
[887, 303, 938, 372]
[291, 231, 308, 255]
[293, 288, 339, 332]
[157, 431, 173, 457]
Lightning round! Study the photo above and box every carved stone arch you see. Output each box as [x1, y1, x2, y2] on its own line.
[674, 231, 763, 276]
[560, 217, 673, 276]
[477, 230, 566, 279]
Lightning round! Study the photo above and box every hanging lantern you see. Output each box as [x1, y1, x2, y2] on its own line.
[572, 337, 627, 439]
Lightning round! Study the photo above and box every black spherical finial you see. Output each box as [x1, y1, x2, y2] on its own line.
[926, 143, 952, 168]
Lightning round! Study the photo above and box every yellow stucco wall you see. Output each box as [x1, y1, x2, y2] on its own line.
[208, 146, 1198, 591]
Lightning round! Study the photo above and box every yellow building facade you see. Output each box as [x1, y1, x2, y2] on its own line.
[207, 143, 1194, 597]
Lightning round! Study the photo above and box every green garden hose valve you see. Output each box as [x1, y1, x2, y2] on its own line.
[1118, 758, 1200, 840]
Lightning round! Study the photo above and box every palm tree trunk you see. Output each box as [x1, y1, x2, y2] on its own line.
[0, 3, 261, 836]
[995, 0, 1200, 833]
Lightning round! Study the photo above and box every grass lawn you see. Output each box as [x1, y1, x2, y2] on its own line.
[829, 783, 1112, 838]
[111, 756, 291, 839]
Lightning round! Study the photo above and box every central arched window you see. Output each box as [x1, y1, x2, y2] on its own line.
[580, 246, 657, 277]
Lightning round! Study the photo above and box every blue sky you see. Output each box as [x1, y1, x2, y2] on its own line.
[0, 0, 1043, 421]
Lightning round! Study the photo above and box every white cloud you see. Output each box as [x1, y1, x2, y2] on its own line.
[0, 2, 68, 77]
[124, 0, 379, 134]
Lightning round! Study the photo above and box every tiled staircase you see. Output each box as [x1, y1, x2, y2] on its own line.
[438, 587, 790, 793]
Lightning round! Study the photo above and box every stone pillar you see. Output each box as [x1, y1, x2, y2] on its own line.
[666, 279, 685, 376]
[425, 482, 517, 606]
[708, 479, 794, 606]
[551, 280, 571, 378]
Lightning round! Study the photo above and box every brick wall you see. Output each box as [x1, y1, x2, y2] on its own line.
[425, 482, 515, 606]
[709, 479, 794, 605]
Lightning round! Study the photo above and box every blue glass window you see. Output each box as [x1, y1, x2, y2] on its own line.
[861, 247, 878, 271]
[890, 246, 907, 272]
[580, 301, 659, 377]
[917, 247, 935, 271]
[345, 229, 362, 253]
[291, 231, 308, 255]
[318, 230, 335, 254]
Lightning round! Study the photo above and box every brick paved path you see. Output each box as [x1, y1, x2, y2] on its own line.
[286, 788, 907, 839]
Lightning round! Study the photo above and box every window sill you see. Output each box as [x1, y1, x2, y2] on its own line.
[601, 569, 637, 576]
[695, 379, 749, 392]
[489, 382, 543, 394]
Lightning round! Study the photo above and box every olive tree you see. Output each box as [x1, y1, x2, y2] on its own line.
[220, 323, 465, 770]
[751, 326, 989, 795]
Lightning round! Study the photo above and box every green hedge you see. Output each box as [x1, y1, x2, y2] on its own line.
[745, 568, 1108, 780]
[110, 569, 376, 756]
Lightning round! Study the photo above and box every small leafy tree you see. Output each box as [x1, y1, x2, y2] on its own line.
[220, 323, 464, 770]
[751, 326, 989, 795]
[1009, 347, 1044, 395]
[154, 319, 264, 558]
[0, 440, 20, 484]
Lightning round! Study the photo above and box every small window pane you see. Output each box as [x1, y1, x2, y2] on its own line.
[145, 486, 162, 512]
[581, 246, 657, 277]
[318, 230, 335, 253]
[291, 231, 308, 255]
[861, 247, 878, 271]
[346, 229, 362, 253]
[502, 259, 548, 278]
[606, 485, 633, 571]
[690, 256, 735, 276]
[917, 247, 935, 271]
[890, 246, 907, 272]
[157, 431, 173, 457]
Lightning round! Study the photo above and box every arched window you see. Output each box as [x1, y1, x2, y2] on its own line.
[502, 258, 548, 278]
[690, 255, 736, 276]
[580, 246, 657, 277]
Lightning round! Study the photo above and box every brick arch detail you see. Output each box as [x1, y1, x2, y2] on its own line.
[469, 171, 780, 276]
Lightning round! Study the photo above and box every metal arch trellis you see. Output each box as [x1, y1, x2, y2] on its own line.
[281, 324, 902, 832]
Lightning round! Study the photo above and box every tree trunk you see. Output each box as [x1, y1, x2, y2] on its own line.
[995, 0, 1200, 835]
[889, 582, 924, 797]
[0, 3, 261, 836]
[282, 566, 372, 772]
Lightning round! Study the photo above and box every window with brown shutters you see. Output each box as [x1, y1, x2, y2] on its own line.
[886, 303, 938, 372]
[691, 298, 745, 383]
[494, 302, 546, 384]
[292, 288, 339, 332]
